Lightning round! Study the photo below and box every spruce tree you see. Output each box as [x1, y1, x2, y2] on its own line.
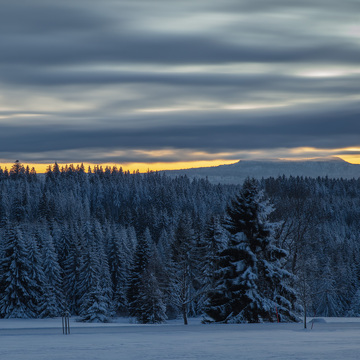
[107, 224, 128, 315]
[204, 178, 298, 323]
[9, 160, 25, 180]
[0, 225, 39, 318]
[135, 238, 167, 324]
[127, 228, 152, 318]
[79, 284, 111, 323]
[40, 233, 64, 317]
[198, 216, 228, 311]
[25, 233, 46, 316]
[169, 213, 198, 324]
[78, 237, 111, 322]
[136, 271, 167, 324]
[63, 226, 83, 314]
[313, 260, 345, 317]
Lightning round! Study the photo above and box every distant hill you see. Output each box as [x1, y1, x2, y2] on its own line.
[162, 157, 360, 185]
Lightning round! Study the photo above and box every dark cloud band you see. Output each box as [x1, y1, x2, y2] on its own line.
[0, 0, 359, 164]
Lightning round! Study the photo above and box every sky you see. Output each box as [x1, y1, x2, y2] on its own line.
[1, 0, 360, 172]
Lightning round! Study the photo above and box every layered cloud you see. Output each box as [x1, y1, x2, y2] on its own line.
[1, 0, 359, 165]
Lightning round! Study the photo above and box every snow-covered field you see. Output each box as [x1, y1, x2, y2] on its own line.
[2, 317, 360, 360]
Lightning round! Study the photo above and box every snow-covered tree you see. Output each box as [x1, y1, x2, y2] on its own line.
[62, 226, 83, 314]
[127, 228, 152, 319]
[169, 213, 199, 324]
[136, 271, 167, 324]
[39, 232, 64, 317]
[205, 178, 298, 323]
[78, 234, 112, 322]
[136, 236, 167, 324]
[107, 224, 128, 315]
[198, 216, 228, 310]
[79, 284, 111, 323]
[313, 260, 345, 317]
[0, 225, 39, 318]
[25, 233, 46, 316]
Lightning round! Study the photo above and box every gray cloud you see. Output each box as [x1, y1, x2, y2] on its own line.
[2, 67, 360, 96]
[0, 0, 359, 165]
[1, 1, 360, 67]
[0, 101, 359, 160]
[1, 34, 360, 67]
[0, 2, 110, 35]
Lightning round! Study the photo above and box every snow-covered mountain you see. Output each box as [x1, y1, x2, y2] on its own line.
[162, 157, 360, 184]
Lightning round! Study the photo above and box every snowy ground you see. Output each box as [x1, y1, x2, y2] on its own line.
[2, 317, 360, 360]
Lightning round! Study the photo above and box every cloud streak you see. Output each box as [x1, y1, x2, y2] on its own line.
[0, 0, 359, 166]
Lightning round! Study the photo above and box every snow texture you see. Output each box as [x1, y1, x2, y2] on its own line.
[1, 317, 360, 360]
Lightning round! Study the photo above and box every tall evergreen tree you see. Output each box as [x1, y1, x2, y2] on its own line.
[40, 233, 64, 317]
[79, 283, 111, 323]
[9, 160, 25, 180]
[135, 237, 167, 324]
[205, 178, 298, 323]
[107, 224, 128, 315]
[62, 226, 83, 314]
[313, 260, 345, 317]
[127, 228, 152, 319]
[0, 225, 39, 318]
[78, 233, 111, 322]
[136, 271, 167, 324]
[169, 214, 199, 324]
[25, 233, 46, 316]
[198, 216, 228, 311]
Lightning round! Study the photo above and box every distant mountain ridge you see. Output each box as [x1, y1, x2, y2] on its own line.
[162, 157, 360, 184]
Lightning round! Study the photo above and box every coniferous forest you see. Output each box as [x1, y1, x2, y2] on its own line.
[1, 161, 360, 323]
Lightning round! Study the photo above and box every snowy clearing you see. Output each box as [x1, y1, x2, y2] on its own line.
[2, 318, 360, 360]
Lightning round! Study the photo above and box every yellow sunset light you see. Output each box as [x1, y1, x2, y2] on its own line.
[0, 160, 238, 174]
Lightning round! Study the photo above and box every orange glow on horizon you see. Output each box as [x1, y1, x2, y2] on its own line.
[2, 155, 360, 174]
[0, 160, 238, 174]
[337, 155, 360, 164]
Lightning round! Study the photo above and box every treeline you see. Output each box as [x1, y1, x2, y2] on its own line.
[263, 176, 360, 318]
[0, 161, 360, 322]
[0, 162, 238, 322]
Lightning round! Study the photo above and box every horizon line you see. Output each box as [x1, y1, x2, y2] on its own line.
[0, 155, 358, 174]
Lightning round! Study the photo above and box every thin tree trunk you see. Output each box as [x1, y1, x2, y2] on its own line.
[182, 303, 188, 325]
